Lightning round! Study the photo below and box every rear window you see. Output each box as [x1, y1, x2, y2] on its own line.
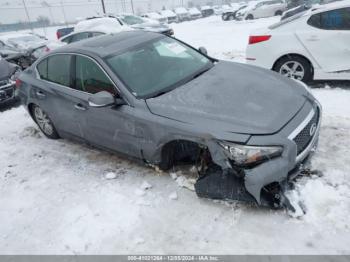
[37, 54, 72, 87]
[269, 10, 307, 29]
[308, 8, 350, 30]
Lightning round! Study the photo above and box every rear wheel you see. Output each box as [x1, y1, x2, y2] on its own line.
[246, 14, 254, 20]
[274, 55, 313, 83]
[32, 105, 59, 139]
[228, 15, 235, 20]
[275, 10, 283, 16]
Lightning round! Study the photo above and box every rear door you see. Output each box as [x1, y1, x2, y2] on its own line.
[296, 7, 350, 72]
[36, 54, 89, 140]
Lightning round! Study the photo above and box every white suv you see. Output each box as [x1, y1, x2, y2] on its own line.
[237, 0, 287, 20]
[246, 1, 350, 82]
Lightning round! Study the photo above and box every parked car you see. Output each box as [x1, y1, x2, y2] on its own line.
[59, 30, 110, 45]
[188, 7, 203, 19]
[56, 27, 74, 39]
[174, 7, 191, 21]
[246, 1, 350, 82]
[17, 31, 321, 211]
[141, 12, 168, 24]
[0, 33, 50, 69]
[116, 14, 174, 35]
[159, 10, 178, 23]
[0, 57, 20, 105]
[236, 0, 287, 20]
[281, 0, 341, 20]
[222, 4, 248, 20]
[200, 6, 215, 17]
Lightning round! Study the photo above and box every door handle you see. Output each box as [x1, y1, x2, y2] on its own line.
[74, 103, 87, 111]
[36, 90, 46, 98]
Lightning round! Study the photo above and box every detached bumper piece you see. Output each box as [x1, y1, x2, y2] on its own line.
[195, 166, 256, 203]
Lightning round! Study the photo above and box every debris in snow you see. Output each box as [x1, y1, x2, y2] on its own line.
[169, 191, 178, 200]
[105, 172, 117, 180]
[175, 175, 195, 191]
[170, 172, 178, 180]
[140, 181, 152, 190]
[20, 126, 42, 138]
[135, 188, 146, 197]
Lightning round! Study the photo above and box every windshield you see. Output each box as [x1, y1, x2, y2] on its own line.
[106, 37, 212, 98]
[120, 15, 145, 25]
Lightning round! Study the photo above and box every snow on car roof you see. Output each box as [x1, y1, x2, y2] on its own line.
[200, 5, 213, 10]
[308, 0, 350, 14]
[188, 7, 201, 14]
[74, 17, 130, 33]
[146, 12, 163, 18]
[174, 7, 188, 14]
[160, 10, 177, 16]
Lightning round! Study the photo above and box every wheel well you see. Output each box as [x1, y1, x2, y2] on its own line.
[159, 140, 212, 171]
[28, 103, 36, 121]
[272, 54, 314, 74]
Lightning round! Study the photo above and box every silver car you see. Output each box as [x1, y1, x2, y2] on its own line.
[17, 31, 321, 210]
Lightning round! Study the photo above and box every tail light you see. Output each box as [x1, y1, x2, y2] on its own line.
[15, 79, 22, 89]
[249, 35, 271, 45]
[56, 31, 61, 39]
[45, 46, 50, 52]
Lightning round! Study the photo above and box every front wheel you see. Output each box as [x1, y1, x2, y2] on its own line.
[32, 105, 60, 139]
[273, 56, 313, 83]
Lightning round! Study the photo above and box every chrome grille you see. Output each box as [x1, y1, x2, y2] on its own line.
[293, 107, 320, 155]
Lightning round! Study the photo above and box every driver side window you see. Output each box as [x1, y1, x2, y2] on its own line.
[74, 55, 117, 95]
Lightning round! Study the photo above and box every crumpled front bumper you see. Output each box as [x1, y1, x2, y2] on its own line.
[195, 99, 322, 208]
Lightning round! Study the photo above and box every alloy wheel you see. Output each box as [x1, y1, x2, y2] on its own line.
[279, 61, 305, 80]
[34, 106, 54, 136]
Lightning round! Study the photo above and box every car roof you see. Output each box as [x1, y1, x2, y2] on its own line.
[307, 0, 350, 15]
[50, 30, 163, 58]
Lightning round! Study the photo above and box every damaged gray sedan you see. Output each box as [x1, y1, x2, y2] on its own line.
[17, 31, 321, 210]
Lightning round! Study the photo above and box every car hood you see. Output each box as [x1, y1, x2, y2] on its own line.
[146, 61, 308, 135]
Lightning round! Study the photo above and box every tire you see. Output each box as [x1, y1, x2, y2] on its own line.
[246, 14, 254, 20]
[275, 10, 283, 16]
[228, 15, 234, 20]
[273, 55, 313, 83]
[31, 105, 60, 139]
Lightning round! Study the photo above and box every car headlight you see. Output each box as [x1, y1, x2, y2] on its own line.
[219, 142, 283, 167]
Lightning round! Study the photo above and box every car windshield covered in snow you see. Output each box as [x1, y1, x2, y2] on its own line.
[106, 37, 212, 98]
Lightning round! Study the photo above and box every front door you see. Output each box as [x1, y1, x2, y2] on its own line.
[73, 54, 141, 158]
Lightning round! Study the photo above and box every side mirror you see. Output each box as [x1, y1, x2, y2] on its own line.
[88, 91, 117, 108]
[198, 46, 208, 55]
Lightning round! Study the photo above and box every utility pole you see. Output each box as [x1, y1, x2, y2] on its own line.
[101, 0, 106, 14]
[60, 0, 68, 26]
[22, 0, 33, 31]
[130, 0, 135, 13]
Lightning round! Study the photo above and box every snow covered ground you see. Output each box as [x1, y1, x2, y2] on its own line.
[1, 16, 350, 255]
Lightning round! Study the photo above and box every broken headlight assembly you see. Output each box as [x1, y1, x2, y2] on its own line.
[219, 142, 283, 168]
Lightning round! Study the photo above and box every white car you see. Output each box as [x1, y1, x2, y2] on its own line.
[246, 1, 350, 82]
[160, 10, 178, 23]
[188, 7, 202, 19]
[237, 0, 287, 20]
[174, 7, 191, 21]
